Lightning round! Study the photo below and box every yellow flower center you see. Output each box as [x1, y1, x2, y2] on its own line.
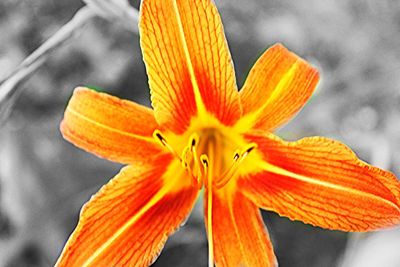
[153, 119, 259, 190]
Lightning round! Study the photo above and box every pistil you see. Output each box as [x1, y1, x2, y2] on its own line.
[200, 154, 214, 267]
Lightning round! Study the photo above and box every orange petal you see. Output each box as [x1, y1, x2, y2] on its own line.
[56, 154, 198, 267]
[239, 133, 400, 231]
[205, 189, 277, 267]
[140, 0, 241, 134]
[237, 44, 319, 131]
[60, 87, 161, 164]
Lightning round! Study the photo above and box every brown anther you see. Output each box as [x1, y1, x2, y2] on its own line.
[155, 132, 166, 146]
[215, 143, 258, 189]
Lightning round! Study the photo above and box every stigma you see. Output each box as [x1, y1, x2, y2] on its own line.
[152, 128, 257, 190]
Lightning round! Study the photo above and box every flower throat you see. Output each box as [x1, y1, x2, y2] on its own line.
[153, 128, 256, 190]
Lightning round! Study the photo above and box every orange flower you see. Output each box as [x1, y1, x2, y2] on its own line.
[56, 1, 400, 266]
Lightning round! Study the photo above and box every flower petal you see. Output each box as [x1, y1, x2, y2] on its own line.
[56, 154, 198, 267]
[140, 0, 241, 133]
[237, 44, 319, 132]
[205, 189, 277, 267]
[60, 87, 161, 164]
[239, 133, 400, 231]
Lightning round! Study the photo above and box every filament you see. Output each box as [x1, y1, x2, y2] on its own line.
[152, 130, 181, 160]
[215, 143, 257, 189]
[153, 130, 201, 187]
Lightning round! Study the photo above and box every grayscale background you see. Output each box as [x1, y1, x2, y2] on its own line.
[1, 0, 400, 266]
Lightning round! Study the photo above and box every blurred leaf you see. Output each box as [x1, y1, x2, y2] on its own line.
[85, 85, 106, 92]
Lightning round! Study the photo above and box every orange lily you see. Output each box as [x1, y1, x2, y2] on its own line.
[56, 0, 400, 266]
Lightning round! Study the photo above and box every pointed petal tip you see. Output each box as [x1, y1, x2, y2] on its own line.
[241, 133, 400, 232]
[238, 43, 320, 131]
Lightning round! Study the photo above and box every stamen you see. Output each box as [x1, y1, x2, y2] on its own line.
[152, 130, 181, 159]
[153, 131, 167, 147]
[242, 144, 256, 156]
[189, 133, 201, 176]
[190, 134, 198, 147]
[215, 143, 257, 189]
[200, 154, 208, 167]
[153, 130, 203, 189]
[233, 150, 240, 161]
[200, 154, 209, 177]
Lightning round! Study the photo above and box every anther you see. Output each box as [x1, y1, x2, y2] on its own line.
[188, 132, 201, 177]
[233, 151, 240, 161]
[215, 143, 258, 189]
[200, 154, 209, 168]
[200, 154, 209, 187]
[189, 133, 199, 150]
[245, 145, 255, 154]
[152, 130, 181, 160]
[153, 130, 167, 146]
[241, 143, 257, 157]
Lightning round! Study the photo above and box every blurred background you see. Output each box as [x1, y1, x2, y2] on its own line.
[1, 0, 400, 266]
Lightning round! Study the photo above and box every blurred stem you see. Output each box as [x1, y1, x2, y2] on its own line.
[0, 6, 95, 87]
[0, 58, 45, 125]
[0, 6, 95, 126]
[84, 0, 140, 33]
[0, 0, 140, 126]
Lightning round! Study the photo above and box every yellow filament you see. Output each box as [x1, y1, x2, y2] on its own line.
[201, 155, 214, 267]
[215, 150, 240, 189]
[215, 143, 257, 189]
[153, 130, 201, 188]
